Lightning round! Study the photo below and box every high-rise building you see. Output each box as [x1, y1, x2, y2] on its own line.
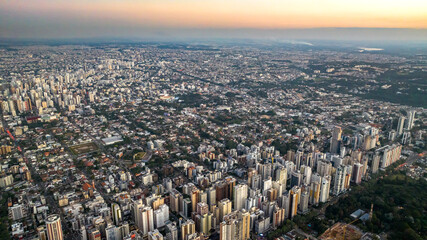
[289, 187, 301, 219]
[267, 188, 278, 202]
[405, 110, 416, 130]
[143, 206, 155, 235]
[274, 166, 287, 186]
[305, 152, 314, 168]
[163, 178, 173, 192]
[166, 222, 178, 240]
[190, 189, 200, 213]
[262, 178, 272, 193]
[9, 204, 24, 221]
[207, 186, 217, 206]
[148, 229, 164, 240]
[196, 202, 209, 216]
[80, 226, 87, 240]
[169, 189, 182, 213]
[309, 180, 321, 206]
[279, 194, 290, 219]
[0, 174, 14, 188]
[333, 165, 350, 196]
[220, 210, 250, 240]
[46, 215, 63, 240]
[182, 198, 192, 218]
[317, 161, 332, 177]
[287, 150, 295, 162]
[379, 144, 402, 168]
[218, 198, 232, 221]
[88, 229, 101, 240]
[219, 219, 235, 240]
[272, 181, 284, 198]
[371, 153, 380, 174]
[215, 177, 236, 202]
[272, 208, 285, 228]
[330, 126, 342, 154]
[199, 190, 207, 204]
[300, 165, 312, 185]
[1, 100, 9, 113]
[352, 163, 363, 184]
[332, 155, 343, 168]
[105, 224, 120, 240]
[134, 205, 154, 236]
[298, 191, 309, 214]
[238, 210, 250, 240]
[233, 184, 248, 211]
[290, 170, 301, 188]
[111, 203, 122, 226]
[363, 135, 372, 151]
[254, 216, 270, 234]
[37, 226, 47, 240]
[320, 176, 331, 203]
[154, 204, 169, 228]
[151, 196, 165, 210]
[181, 219, 196, 240]
[132, 199, 144, 231]
[258, 163, 272, 180]
[196, 213, 213, 235]
[397, 116, 406, 135]
[402, 131, 411, 145]
[295, 150, 304, 169]
[120, 222, 130, 239]
[389, 130, 397, 141]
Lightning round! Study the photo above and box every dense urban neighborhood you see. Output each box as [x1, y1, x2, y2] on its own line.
[0, 43, 426, 240]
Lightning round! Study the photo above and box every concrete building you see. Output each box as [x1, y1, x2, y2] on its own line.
[46, 215, 63, 240]
[233, 184, 248, 211]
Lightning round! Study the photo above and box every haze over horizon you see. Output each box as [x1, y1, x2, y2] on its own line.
[1, 0, 427, 41]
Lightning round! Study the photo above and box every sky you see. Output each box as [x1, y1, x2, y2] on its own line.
[1, 0, 427, 41]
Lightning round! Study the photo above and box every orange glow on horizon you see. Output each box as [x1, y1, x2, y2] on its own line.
[2, 0, 427, 29]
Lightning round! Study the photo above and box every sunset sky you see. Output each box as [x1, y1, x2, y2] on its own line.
[1, 0, 427, 40]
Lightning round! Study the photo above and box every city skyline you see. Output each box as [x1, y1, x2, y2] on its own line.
[1, 1, 426, 240]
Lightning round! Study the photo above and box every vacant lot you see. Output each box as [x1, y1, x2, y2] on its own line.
[133, 152, 147, 161]
[69, 142, 99, 155]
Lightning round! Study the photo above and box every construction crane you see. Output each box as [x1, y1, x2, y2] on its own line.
[6, 129, 15, 141]
[342, 204, 373, 240]
[342, 218, 360, 240]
